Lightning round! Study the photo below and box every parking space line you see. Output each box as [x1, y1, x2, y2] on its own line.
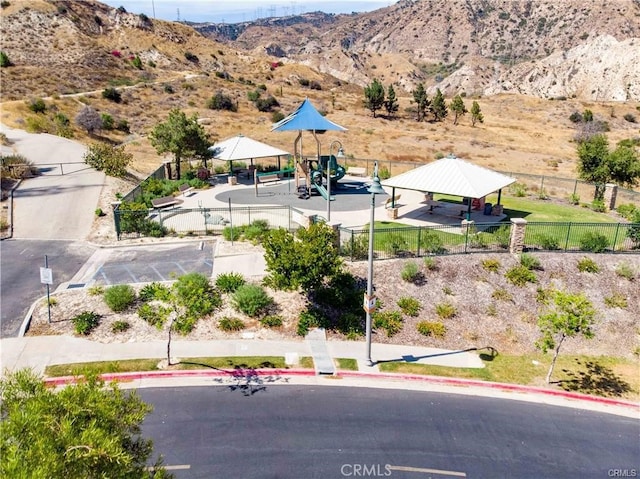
[122, 265, 138, 282]
[150, 265, 166, 281]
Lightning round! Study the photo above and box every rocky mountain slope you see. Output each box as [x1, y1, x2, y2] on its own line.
[197, 0, 640, 101]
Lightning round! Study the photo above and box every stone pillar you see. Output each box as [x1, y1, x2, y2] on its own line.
[509, 218, 527, 254]
[386, 207, 399, 220]
[603, 183, 618, 211]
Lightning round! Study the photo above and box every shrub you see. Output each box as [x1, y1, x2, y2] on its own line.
[510, 182, 527, 197]
[72, 311, 101, 335]
[271, 111, 285, 123]
[627, 210, 640, 247]
[579, 231, 609, 253]
[397, 297, 421, 316]
[215, 272, 246, 293]
[243, 220, 270, 243]
[378, 166, 391, 180]
[255, 96, 279, 112]
[218, 317, 246, 332]
[0, 51, 12, 68]
[138, 282, 171, 302]
[419, 231, 445, 254]
[492, 288, 513, 302]
[372, 310, 404, 337]
[103, 284, 136, 312]
[95, 208, 104, 217]
[577, 257, 600, 273]
[401, 262, 420, 282]
[590, 199, 606, 213]
[28, 98, 46, 114]
[492, 225, 511, 248]
[131, 55, 143, 69]
[417, 321, 447, 338]
[623, 113, 637, 123]
[102, 87, 122, 103]
[111, 320, 130, 333]
[616, 203, 637, 221]
[615, 262, 635, 281]
[604, 292, 627, 309]
[481, 258, 501, 272]
[582, 109, 593, 122]
[100, 113, 114, 130]
[423, 256, 437, 270]
[163, 84, 174, 94]
[87, 285, 104, 296]
[232, 284, 273, 317]
[569, 111, 583, 123]
[520, 253, 542, 271]
[435, 302, 457, 319]
[247, 90, 261, 101]
[207, 92, 237, 112]
[222, 225, 243, 241]
[505, 265, 537, 286]
[568, 193, 580, 205]
[341, 233, 368, 260]
[387, 233, 407, 255]
[537, 234, 560, 250]
[297, 308, 324, 336]
[137, 303, 170, 329]
[173, 272, 221, 318]
[184, 51, 199, 62]
[260, 315, 283, 328]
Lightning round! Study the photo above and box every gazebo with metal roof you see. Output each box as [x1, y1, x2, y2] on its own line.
[381, 155, 517, 220]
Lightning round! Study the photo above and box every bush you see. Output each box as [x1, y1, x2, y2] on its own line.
[260, 315, 283, 328]
[341, 233, 368, 260]
[72, 311, 101, 335]
[520, 253, 542, 271]
[569, 111, 583, 123]
[568, 193, 580, 205]
[184, 51, 199, 62]
[510, 182, 527, 197]
[537, 234, 560, 250]
[505, 265, 537, 286]
[103, 284, 136, 312]
[271, 111, 285, 123]
[232, 284, 273, 317]
[481, 258, 501, 272]
[579, 231, 609, 253]
[623, 113, 637, 123]
[423, 256, 437, 270]
[218, 317, 245, 332]
[222, 225, 243, 241]
[255, 96, 280, 112]
[627, 210, 640, 247]
[397, 297, 421, 316]
[590, 199, 606, 213]
[0, 50, 12, 68]
[435, 302, 457, 319]
[577, 257, 600, 273]
[419, 231, 445, 254]
[297, 308, 324, 336]
[87, 285, 104, 296]
[173, 272, 221, 318]
[401, 262, 420, 282]
[137, 303, 170, 329]
[131, 55, 143, 69]
[102, 87, 122, 103]
[492, 288, 513, 302]
[372, 310, 403, 337]
[417, 321, 446, 338]
[111, 320, 130, 333]
[28, 98, 46, 114]
[616, 203, 637, 221]
[207, 92, 237, 112]
[215, 272, 246, 293]
[138, 282, 171, 302]
[615, 262, 635, 281]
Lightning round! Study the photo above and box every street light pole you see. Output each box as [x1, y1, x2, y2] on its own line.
[327, 140, 345, 222]
[364, 161, 386, 366]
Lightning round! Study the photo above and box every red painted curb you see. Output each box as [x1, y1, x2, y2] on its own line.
[44, 369, 640, 412]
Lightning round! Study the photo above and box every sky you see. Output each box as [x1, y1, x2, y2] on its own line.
[102, 0, 398, 24]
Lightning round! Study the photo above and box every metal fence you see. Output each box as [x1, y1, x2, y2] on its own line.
[114, 204, 304, 240]
[339, 221, 639, 260]
[120, 164, 167, 204]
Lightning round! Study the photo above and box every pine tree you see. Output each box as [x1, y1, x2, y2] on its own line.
[363, 79, 385, 118]
[471, 101, 484, 126]
[412, 83, 430, 122]
[384, 84, 399, 118]
[450, 95, 467, 125]
[432, 88, 448, 122]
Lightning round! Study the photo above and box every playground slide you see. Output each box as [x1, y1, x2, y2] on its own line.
[314, 183, 335, 201]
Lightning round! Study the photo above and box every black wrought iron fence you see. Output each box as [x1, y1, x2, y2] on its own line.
[524, 222, 639, 253]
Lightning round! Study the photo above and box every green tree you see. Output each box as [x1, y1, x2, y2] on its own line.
[263, 223, 343, 293]
[0, 369, 172, 478]
[577, 135, 640, 200]
[363, 78, 385, 118]
[627, 209, 640, 247]
[149, 108, 211, 180]
[384, 84, 399, 118]
[75, 105, 102, 135]
[470, 100, 484, 126]
[536, 290, 596, 383]
[450, 94, 467, 125]
[83, 142, 132, 178]
[431, 88, 448, 121]
[411, 82, 430, 122]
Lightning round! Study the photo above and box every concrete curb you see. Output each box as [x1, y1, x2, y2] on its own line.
[44, 368, 640, 414]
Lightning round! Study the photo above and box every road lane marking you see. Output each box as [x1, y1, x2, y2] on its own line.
[145, 464, 191, 471]
[388, 465, 467, 477]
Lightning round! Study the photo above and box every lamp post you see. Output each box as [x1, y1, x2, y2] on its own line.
[327, 140, 345, 222]
[364, 161, 386, 366]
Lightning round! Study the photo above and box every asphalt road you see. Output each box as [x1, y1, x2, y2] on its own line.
[140, 386, 640, 479]
[0, 239, 95, 337]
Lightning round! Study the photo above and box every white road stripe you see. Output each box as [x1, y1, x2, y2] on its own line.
[388, 465, 467, 477]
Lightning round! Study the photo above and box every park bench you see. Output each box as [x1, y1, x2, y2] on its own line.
[151, 196, 179, 209]
[258, 174, 280, 184]
[346, 166, 367, 177]
[179, 183, 195, 196]
[384, 194, 402, 208]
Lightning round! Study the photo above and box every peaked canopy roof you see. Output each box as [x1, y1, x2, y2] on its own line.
[271, 98, 347, 132]
[208, 134, 290, 161]
[381, 156, 517, 199]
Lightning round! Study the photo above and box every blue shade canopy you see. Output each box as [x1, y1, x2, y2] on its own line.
[271, 98, 347, 132]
